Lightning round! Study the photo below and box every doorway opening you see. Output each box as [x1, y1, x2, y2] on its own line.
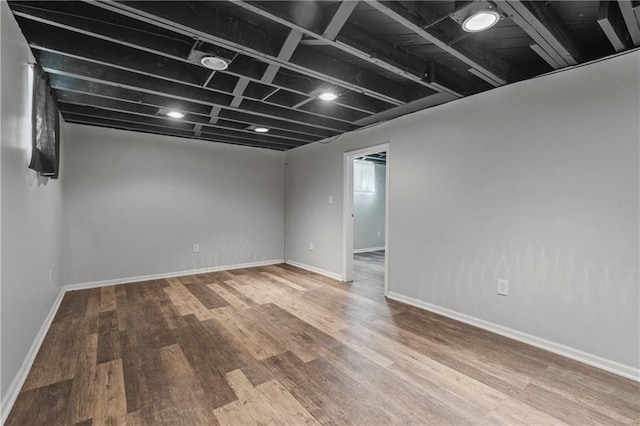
[343, 143, 389, 296]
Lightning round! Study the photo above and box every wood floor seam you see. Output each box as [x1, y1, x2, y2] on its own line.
[6, 252, 639, 425]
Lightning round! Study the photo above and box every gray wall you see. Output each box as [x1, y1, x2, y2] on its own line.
[62, 124, 286, 285]
[354, 163, 386, 251]
[1, 2, 65, 398]
[285, 51, 639, 370]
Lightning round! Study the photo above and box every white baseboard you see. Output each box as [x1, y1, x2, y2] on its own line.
[65, 259, 285, 291]
[387, 292, 640, 382]
[353, 246, 385, 254]
[1, 258, 284, 422]
[284, 259, 343, 281]
[1, 287, 66, 424]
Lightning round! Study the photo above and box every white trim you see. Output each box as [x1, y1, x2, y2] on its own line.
[1, 287, 66, 424]
[64, 259, 285, 290]
[343, 143, 390, 296]
[343, 150, 354, 282]
[353, 246, 385, 254]
[387, 292, 640, 382]
[285, 259, 343, 281]
[1, 258, 283, 422]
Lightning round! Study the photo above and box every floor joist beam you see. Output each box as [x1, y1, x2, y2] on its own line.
[495, 1, 579, 69]
[598, 1, 631, 52]
[617, 0, 640, 46]
[366, 0, 508, 86]
[231, 0, 463, 97]
[12, 2, 386, 116]
[92, 0, 412, 106]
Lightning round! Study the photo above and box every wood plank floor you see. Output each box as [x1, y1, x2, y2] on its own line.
[7, 260, 639, 425]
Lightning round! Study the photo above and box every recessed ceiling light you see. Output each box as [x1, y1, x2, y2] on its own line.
[254, 127, 269, 133]
[200, 56, 230, 71]
[462, 10, 500, 32]
[166, 110, 185, 118]
[318, 91, 338, 101]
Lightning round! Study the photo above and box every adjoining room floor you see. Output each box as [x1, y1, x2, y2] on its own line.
[353, 250, 385, 299]
[7, 264, 639, 425]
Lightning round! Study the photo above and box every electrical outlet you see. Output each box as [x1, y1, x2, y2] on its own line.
[377, 230, 381, 237]
[193, 243, 199, 253]
[497, 279, 509, 296]
[309, 241, 314, 251]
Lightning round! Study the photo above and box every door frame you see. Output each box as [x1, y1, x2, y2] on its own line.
[342, 142, 390, 296]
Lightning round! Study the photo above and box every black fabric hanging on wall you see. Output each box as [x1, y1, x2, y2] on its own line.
[28, 63, 60, 179]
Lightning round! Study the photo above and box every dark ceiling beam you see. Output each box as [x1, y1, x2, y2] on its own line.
[49, 74, 338, 139]
[13, 2, 383, 116]
[322, 1, 360, 41]
[59, 104, 304, 148]
[9, 2, 196, 58]
[93, 0, 412, 106]
[262, 29, 304, 85]
[38, 52, 353, 134]
[528, 43, 562, 69]
[63, 115, 290, 151]
[231, 0, 463, 98]
[617, 0, 640, 46]
[366, 0, 508, 86]
[218, 29, 304, 133]
[14, 15, 211, 85]
[597, 1, 631, 52]
[55, 91, 316, 143]
[266, 67, 390, 114]
[17, 17, 364, 126]
[28, 34, 361, 130]
[495, 1, 579, 69]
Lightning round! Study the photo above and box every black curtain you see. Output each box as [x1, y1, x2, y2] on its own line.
[28, 64, 60, 179]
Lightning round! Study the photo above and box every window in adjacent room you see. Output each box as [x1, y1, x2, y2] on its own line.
[354, 160, 375, 193]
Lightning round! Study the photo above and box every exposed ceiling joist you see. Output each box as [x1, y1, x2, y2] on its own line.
[366, 0, 509, 86]
[261, 29, 304, 85]
[7, 1, 633, 151]
[617, 0, 640, 46]
[598, 1, 631, 52]
[222, 29, 304, 132]
[11, 3, 386, 118]
[495, 1, 579, 69]
[50, 75, 338, 139]
[38, 51, 354, 135]
[92, 0, 415, 106]
[64, 114, 291, 150]
[14, 14, 373, 129]
[55, 92, 316, 144]
[59, 103, 304, 148]
[231, 0, 464, 98]
[322, 1, 360, 41]
[528, 43, 562, 69]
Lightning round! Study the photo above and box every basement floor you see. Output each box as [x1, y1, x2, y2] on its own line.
[6, 262, 639, 425]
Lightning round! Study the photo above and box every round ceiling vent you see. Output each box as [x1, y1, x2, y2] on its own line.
[200, 56, 230, 71]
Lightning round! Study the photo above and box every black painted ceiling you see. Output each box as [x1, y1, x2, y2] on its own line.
[8, 1, 640, 150]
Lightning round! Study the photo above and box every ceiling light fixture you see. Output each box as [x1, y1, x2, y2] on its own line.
[318, 91, 339, 101]
[200, 56, 230, 71]
[166, 110, 185, 118]
[461, 9, 500, 32]
[254, 127, 269, 133]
